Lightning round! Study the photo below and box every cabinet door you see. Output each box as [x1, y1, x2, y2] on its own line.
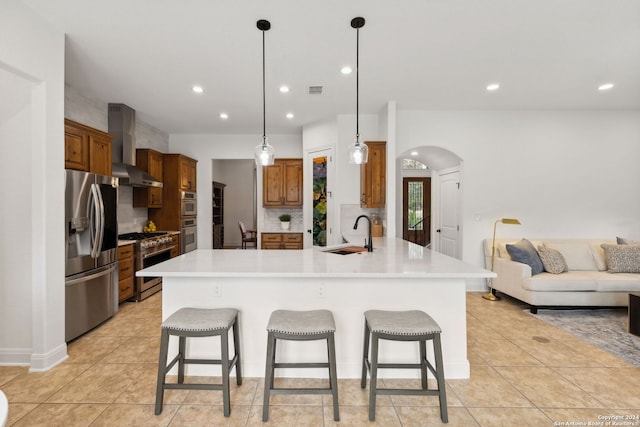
[179, 157, 196, 191]
[134, 149, 164, 208]
[171, 235, 180, 258]
[361, 141, 386, 208]
[282, 233, 303, 249]
[89, 133, 112, 176]
[263, 162, 284, 206]
[283, 160, 303, 206]
[64, 124, 88, 171]
[148, 151, 164, 207]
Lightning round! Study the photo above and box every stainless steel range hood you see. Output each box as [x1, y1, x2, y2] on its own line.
[108, 103, 163, 188]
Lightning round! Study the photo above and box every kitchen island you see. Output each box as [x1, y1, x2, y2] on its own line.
[138, 238, 494, 379]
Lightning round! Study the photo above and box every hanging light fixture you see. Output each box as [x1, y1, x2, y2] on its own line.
[254, 19, 275, 166]
[348, 16, 368, 165]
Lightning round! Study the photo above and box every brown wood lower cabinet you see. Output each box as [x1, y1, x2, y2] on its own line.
[261, 232, 303, 250]
[117, 243, 135, 302]
[170, 234, 180, 258]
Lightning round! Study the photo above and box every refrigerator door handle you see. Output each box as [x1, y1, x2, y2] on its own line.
[95, 183, 106, 255]
[88, 183, 102, 258]
[65, 264, 115, 286]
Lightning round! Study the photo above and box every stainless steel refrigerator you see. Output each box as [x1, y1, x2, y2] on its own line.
[65, 170, 119, 342]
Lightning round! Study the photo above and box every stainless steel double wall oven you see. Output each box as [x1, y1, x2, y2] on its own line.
[180, 191, 197, 253]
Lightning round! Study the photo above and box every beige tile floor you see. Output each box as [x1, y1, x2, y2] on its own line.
[2, 291, 640, 426]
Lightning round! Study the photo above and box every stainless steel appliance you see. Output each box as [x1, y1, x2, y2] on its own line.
[65, 170, 119, 342]
[108, 103, 163, 188]
[118, 232, 174, 300]
[180, 191, 197, 216]
[181, 217, 197, 253]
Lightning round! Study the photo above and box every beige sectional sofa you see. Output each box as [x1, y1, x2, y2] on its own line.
[483, 238, 640, 313]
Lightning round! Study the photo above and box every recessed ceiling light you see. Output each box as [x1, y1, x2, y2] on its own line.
[410, 151, 418, 156]
[192, 85, 204, 94]
[341, 66, 352, 75]
[598, 83, 614, 91]
[486, 83, 500, 91]
[286, 113, 294, 119]
[279, 85, 290, 93]
[219, 113, 228, 120]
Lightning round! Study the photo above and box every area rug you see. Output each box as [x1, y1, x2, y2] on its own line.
[532, 308, 640, 367]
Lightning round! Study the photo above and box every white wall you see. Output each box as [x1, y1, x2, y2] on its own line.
[0, 1, 66, 370]
[169, 134, 302, 249]
[397, 109, 640, 288]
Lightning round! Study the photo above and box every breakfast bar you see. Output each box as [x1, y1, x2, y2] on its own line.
[138, 238, 494, 379]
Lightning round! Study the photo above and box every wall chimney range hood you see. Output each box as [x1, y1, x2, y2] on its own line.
[108, 103, 163, 188]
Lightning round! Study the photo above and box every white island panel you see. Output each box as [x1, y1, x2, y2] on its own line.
[139, 238, 494, 379]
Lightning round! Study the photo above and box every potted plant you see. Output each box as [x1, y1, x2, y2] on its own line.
[278, 214, 291, 230]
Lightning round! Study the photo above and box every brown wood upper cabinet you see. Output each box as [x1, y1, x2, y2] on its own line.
[179, 156, 197, 191]
[64, 119, 112, 176]
[133, 149, 164, 208]
[360, 141, 386, 208]
[263, 159, 303, 207]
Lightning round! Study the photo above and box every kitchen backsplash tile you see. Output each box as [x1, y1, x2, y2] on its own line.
[117, 186, 148, 234]
[263, 208, 303, 232]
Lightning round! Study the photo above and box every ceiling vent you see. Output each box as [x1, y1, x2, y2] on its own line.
[308, 86, 323, 95]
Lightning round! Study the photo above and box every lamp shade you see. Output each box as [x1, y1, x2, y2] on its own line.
[348, 140, 369, 164]
[255, 137, 274, 166]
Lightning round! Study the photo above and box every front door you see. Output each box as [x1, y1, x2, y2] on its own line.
[402, 177, 431, 246]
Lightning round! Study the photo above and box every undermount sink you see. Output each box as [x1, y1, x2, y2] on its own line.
[324, 246, 368, 255]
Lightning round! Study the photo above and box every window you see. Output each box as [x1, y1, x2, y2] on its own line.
[402, 159, 428, 170]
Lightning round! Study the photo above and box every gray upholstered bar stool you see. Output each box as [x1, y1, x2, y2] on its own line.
[155, 307, 242, 417]
[262, 309, 339, 422]
[361, 310, 448, 423]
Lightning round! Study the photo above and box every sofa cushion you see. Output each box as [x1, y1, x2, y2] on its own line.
[596, 273, 640, 292]
[590, 243, 608, 271]
[544, 241, 598, 271]
[523, 271, 598, 292]
[537, 246, 568, 274]
[601, 244, 640, 273]
[506, 239, 544, 275]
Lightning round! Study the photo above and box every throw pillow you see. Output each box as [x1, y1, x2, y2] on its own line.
[506, 239, 544, 275]
[601, 244, 640, 273]
[537, 246, 568, 274]
[617, 236, 640, 245]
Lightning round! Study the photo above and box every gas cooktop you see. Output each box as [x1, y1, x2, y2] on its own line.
[118, 232, 168, 240]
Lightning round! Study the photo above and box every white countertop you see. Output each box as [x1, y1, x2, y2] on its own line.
[138, 237, 494, 279]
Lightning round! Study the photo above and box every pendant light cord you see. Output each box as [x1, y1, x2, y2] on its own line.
[262, 28, 266, 144]
[356, 25, 360, 143]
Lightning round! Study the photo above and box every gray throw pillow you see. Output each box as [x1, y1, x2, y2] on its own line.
[617, 236, 640, 245]
[506, 239, 544, 275]
[601, 243, 640, 273]
[537, 246, 568, 274]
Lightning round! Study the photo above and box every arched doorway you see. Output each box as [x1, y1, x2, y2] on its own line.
[396, 146, 463, 258]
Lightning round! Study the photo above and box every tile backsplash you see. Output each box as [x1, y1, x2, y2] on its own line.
[117, 186, 149, 234]
[263, 208, 303, 232]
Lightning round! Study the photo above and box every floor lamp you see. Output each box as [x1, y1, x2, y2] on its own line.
[483, 218, 521, 301]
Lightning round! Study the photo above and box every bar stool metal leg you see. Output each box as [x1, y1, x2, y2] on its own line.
[433, 333, 448, 423]
[361, 310, 448, 423]
[262, 310, 339, 422]
[155, 308, 241, 418]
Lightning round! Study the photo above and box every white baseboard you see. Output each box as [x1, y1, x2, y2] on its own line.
[29, 343, 68, 372]
[0, 348, 32, 366]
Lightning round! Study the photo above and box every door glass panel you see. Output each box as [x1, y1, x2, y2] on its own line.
[312, 156, 327, 246]
[408, 181, 424, 231]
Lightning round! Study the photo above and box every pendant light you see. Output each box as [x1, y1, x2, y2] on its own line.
[348, 17, 368, 164]
[255, 19, 275, 166]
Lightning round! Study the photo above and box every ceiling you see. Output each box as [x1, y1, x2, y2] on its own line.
[24, 0, 640, 135]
